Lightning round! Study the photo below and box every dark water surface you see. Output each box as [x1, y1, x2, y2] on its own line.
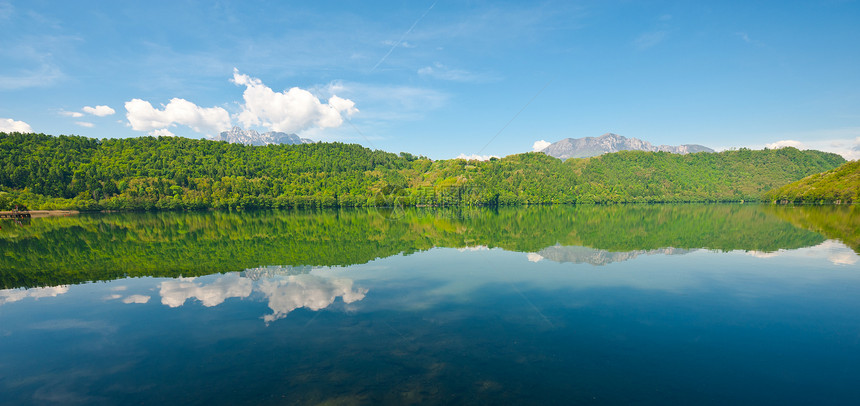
[1, 205, 858, 405]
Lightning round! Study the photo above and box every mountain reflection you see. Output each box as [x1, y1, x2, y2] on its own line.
[531, 245, 693, 265]
[1, 204, 856, 289]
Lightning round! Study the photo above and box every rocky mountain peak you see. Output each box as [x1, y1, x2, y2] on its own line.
[539, 133, 713, 160]
[212, 126, 313, 146]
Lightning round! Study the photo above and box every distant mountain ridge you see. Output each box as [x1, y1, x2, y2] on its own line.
[212, 126, 313, 146]
[534, 245, 694, 266]
[540, 133, 713, 159]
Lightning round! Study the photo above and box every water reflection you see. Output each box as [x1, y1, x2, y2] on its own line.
[259, 274, 367, 323]
[1, 204, 856, 289]
[144, 269, 367, 323]
[746, 239, 859, 266]
[1, 230, 859, 405]
[530, 245, 693, 265]
[159, 274, 253, 308]
[0, 284, 69, 305]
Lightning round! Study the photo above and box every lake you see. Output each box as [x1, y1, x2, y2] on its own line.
[1, 204, 859, 405]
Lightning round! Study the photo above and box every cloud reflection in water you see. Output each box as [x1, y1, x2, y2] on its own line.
[153, 269, 366, 323]
[0, 285, 69, 305]
[159, 274, 253, 308]
[258, 274, 367, 323]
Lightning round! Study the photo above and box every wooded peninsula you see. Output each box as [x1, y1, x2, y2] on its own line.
[0, 132, 850, 211]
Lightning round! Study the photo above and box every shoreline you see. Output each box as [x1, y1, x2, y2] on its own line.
[0, 210, 79, 218]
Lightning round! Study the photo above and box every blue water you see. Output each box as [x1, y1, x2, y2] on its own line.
[2, 240, 859, 405]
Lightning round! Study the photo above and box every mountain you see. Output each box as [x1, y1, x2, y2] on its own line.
[0, 132, 846, 211]
[212, 126, 313, 146]
[540, 133, 714, 159]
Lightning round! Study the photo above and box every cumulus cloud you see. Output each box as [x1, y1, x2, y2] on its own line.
[0, 285, 69, 305]
[258, 274, 367, 324]
[532, 140, 551, 152]
[0, 118, 32, 133]
[125, 98, 231, 136]
[232, 69, 358, 134]
[766, 137, 860, 160]
[149, 128, 175, 137]
[82, 105, 116, 117]
[456, 153, 498, 161]
[766, 140, 805, 149]
[159, 274, 252, 308]
[75, 121, 94, 128]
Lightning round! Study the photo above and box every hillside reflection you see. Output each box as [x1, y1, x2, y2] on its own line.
[1, 204, 855, 289]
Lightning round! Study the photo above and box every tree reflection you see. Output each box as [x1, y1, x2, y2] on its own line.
[1, 204, 853, 288]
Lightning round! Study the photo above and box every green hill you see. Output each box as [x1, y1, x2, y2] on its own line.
[764, 160, 860, 204]
[0, 132, 846, 210]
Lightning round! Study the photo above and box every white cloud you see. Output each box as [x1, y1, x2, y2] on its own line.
[232, 69, 358, 134]
[456, 153, 498, 161]
[258, 274, 367, 324]
[149, 128, 175, 137]
[82, 105, 116, 117]
[0, 285, 69, 305]
[75, 121, 94, 128]
[122, 295, 151, 304]
[765, 136, 860, 160]
[159, 275, 252, 308]
[125, 98, 231, 136]
[0, 117, 32, 132]
[766, 140, 805, 149]
[532, 140, 551, 152]
[60, 110, 83, 118]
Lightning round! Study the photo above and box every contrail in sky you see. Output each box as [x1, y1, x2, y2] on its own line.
[370, 0, 438, 73]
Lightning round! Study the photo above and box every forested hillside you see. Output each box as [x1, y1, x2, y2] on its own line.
[764, 160, 860, 204]
[0, 132, 846, 210]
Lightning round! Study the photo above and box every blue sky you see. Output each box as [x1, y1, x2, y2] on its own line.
[1, 0, 859, 160]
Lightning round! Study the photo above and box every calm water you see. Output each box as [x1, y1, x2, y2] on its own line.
[1, 205, 859, 405]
